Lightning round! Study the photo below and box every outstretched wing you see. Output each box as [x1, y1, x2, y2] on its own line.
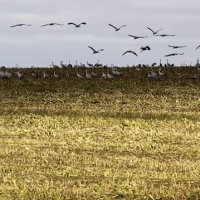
[165, 53, 175, 57]
[168, 45, 186, 48]
[159, 34, 175, 37]
[10, 24, 20, 28]
[88, 46, 96, 52]
[168, 45, 176, 48]
[54, 23, 64, 25]
[10, 24, 31, 28]
[179, 45, 187, 48]
[41, 23, 52, 26]
[146, 46, 151, 50]
[68, 22, 77, 26]
[119, 25, 126, 29]
[128, 34, 147, 39]
[123, 50, 137, 56]
[128, 34, 138, 39]
[108, 24, 118, 30]
[10, 24, 24, 28]
[164, 53, 183, 57]
[122, 51, 128, 55]
[196, 45, 200, 50]
[131, 51, 138, 56]
[155, 28, 163, 33]
[147, 27, 155, 33]
[79, 22, 87, 26]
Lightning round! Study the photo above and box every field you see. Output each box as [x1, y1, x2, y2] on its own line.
[0, 67, 200, 199]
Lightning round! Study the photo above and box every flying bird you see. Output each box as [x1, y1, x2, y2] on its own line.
[122, 50, 138, 56]
[128, 34, 148, 40]
[168, 45, 187, 49]
[108, 24, 126, 31]
[195, 45, 200, 50]
[156, 34, 176, 37]
[164, 53, 184, 57]
[41, 23, 64, 27]
[10, 24, 31, 28]
[68, 22, 87, 28]
[147, 27, 163, 35]
[140, 46, 151, 53]
[88, 46, 104, 54]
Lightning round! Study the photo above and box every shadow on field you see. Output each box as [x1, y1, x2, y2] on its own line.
[1, 108, 199, 122]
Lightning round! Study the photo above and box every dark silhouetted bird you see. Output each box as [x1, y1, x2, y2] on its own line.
[140, 46, 151, 53]
[68, 22, 87, 28]
[164, 53, 184, 57]
[10, 24, 31, 28]
[156, 34, 176, 37]
[88, 46, 104, 54]
[108, 24, 126, 31]
[128, 34, 148, 40]
[122, 50, 138, 56]
[41, 23, 64, 27]
[168, 45, 187, 49]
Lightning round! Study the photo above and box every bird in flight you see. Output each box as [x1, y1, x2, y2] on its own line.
[68, 22, 87, 28]
[195, 45, 200, 50]
[147, 27, 163, 35]
[128, 34, 148, 40]
[164, 53, 184, 57]
[140, 46, 151, 53]
[108, 24, 126, 31]
[168, 45, 187, 49]
[10, 24, 31, 28]
[88, 46, 104, 54]
[156, 34, 176, 37]
[122, 50, 138, 56]
[41, 23, 64, 27]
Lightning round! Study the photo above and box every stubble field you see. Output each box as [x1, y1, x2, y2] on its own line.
[0, 67, 200, 199]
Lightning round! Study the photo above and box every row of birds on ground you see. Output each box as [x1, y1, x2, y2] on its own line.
[9, 22, 200, 57]
[1, 61, 200, 80]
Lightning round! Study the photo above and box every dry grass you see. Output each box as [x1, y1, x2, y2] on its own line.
[0, 67, 200, 199]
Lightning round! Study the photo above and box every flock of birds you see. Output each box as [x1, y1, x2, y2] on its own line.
[0, 63, 124, 80]
[10, 22, 87, 28]
[9, 22, 200, 57]
[2, 21, 199, 81]
[1, 58, 200, 81]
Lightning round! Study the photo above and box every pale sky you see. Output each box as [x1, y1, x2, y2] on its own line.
[0, 0, 200, 67]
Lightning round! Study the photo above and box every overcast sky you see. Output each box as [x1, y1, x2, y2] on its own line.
[0, 0, 200, 67]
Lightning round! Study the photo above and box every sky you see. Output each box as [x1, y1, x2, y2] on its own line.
[0, 0, 200, 67]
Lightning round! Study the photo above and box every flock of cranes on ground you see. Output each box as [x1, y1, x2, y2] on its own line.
[0, 64, 123, 80]
[9, 22, 200, 57]
[1, 59, 200, 81]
